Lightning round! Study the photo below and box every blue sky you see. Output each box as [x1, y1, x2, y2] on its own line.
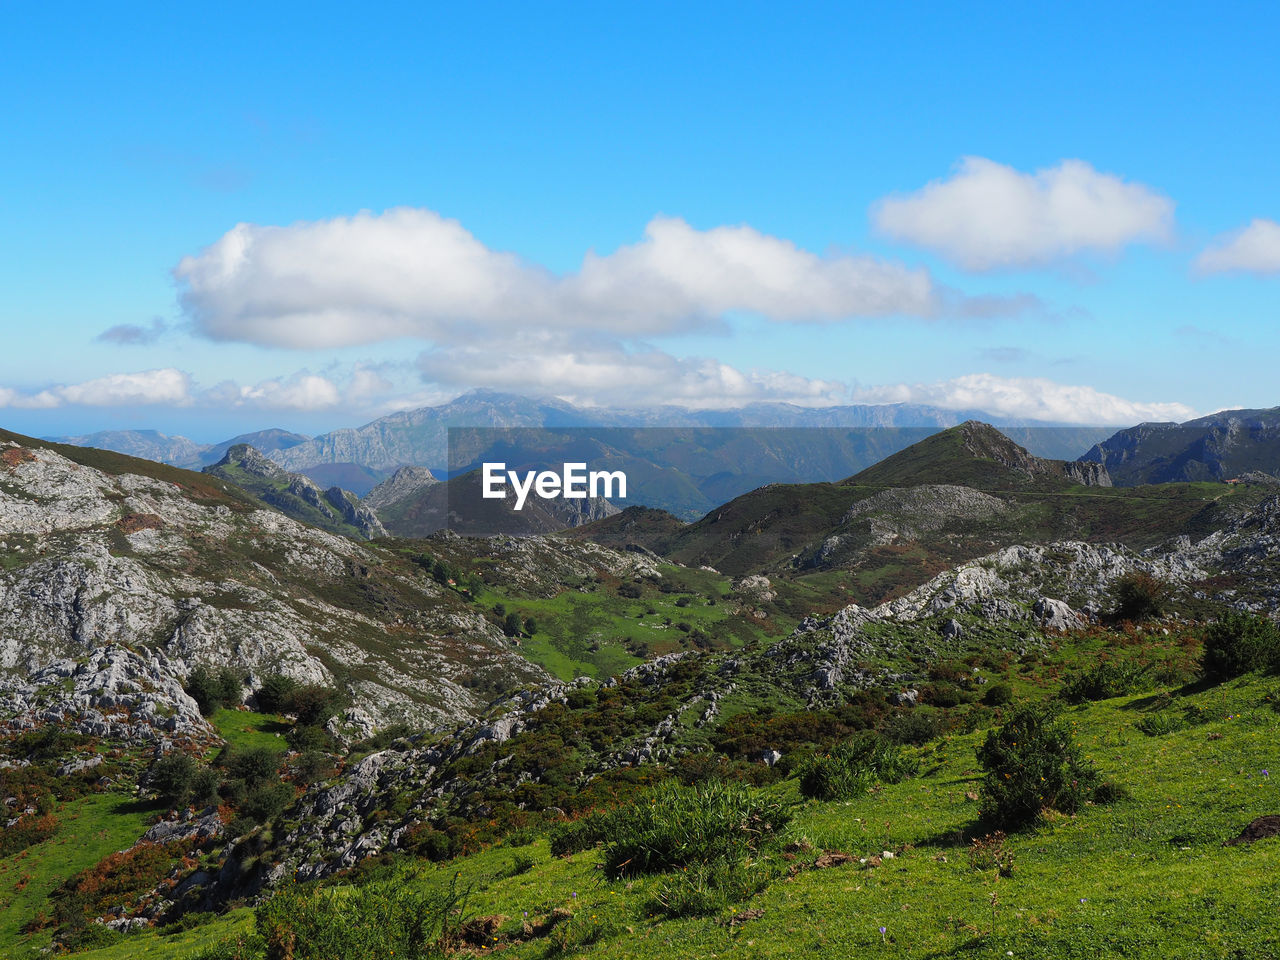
[2, 1, 1277, 440]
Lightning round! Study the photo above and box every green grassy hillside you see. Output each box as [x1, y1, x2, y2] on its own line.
[64, 660, 1280, 960]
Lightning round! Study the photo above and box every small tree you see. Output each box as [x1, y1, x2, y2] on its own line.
[523, 616, 538, 636]
[1202, 611, 1280, 680]
[977, 702, 1100, 829]
[150, 751, 197, 807]
[256, 673, 301, 714]
[503, 612, 523, 638]
[1109, 572, 1168, 623]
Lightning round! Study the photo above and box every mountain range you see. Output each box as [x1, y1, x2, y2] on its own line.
[49, 390, 1117, 496]
[1080, 406, 1280, 485]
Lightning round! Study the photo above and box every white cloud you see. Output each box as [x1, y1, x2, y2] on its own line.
[873, 157, 1174, 270]
[1195, 218, 1280, 274]
[416, 334, 847, 409]
[207, 373, 344, 411]
[853, 373, 1194, 425]
[0, 369, 193, 409]
[174, 208, 946, 348]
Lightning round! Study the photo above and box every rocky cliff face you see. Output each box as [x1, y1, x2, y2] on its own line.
[0, 436, 563, 726]
[203, 444, 387, 540]
[1082, 407, 1280, 486]
[957, 421, 1112, 487]
[361, 465, 439, 511]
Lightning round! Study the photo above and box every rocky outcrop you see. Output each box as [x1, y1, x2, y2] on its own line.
[362, 466, 439, 511]
[204, 445, 386, 540]
[0, 646, 214, 747]
[957, 421, 1111, 487]
[0, 439, 555, 726]
[1082, 407, 1280, 486]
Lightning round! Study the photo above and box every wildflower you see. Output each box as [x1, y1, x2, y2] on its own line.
[879, 926, 887, 944]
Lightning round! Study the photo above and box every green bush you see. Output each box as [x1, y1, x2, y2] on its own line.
[240, 782, 294, 825]
[150, 751, 198, 807]
[597, 780, 790, 879]
[1201, 611, 1280, 681]
[795, 734, 918, 801]
[1109, 572, 1168, 622]
[548, 814, 607, 857]
[977, 702, 1101, 829]
[256, 674, 301, 714]
[256, 872, 469, 960]
[1061, 660, 1150, 703]
[229, 747, 283, 789]
[189, 767, 223, 807]
[983, 682, 1014, 706]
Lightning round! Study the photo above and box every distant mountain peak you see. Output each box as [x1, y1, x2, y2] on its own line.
[849, 421, 1111, 489]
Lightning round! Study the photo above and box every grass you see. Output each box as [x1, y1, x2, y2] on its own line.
[487, 564, 780, 680]
[207, 708, 291, 755]
[0, 792, 154, 957]
[64, 910, 256, 960]
[65, 670, 1280, 960]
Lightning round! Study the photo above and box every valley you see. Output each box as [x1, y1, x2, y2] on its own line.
[1, 418, 1278, 958]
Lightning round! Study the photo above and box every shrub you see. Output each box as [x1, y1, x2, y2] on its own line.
[795, 734, 918, 801]
[229, 747, 283, 789]
[405, 825, 461, 862]
[185, 665, 226, 715]
[597, 780, 790, 878]
[882, 709, 941, 746]
[1201, 611, 1280, 681]
[189, 767, 223, 807]
[1061, 661, 1150, 703]
[983, 682, 1014, 706]
[256, 674, 301, 714]
[976, 702, 1100, 829]
[286, 685, 343, 727]
[1109, 572, 1168, 622]
[256, 872, 470, 960]
[240, 782, 294, 825]
[503, 612, 524, 637]
[58, 923, 124, 951]
[548, 814, 607, 858]
[149, 751, 198, 806]
[617, 582, 643, 599]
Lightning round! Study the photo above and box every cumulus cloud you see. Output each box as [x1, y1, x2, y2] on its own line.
[206, 373, 344, 411]
[0, 369, 194, 409]
[95, 318, 169, 345]
[173, 208, 949, 348]
[873, 157, 1175, 270]
[852, 373, 1194, 425]
[1195, 218, 1280, 274]
[416, 334, 847, 409]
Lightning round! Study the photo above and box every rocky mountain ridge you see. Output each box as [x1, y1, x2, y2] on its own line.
[1081, 406, 1280, 485]
[202, 444, 387, 540]
[0, 431, 651, 728]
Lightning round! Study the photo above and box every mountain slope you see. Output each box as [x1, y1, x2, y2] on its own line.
[577, 423, 1264, 599]
[0, 428, 662, 727]
[1082, 406, 1280, 485]
[202, 444, 387, 540]
[850, 420, 1111, 489]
